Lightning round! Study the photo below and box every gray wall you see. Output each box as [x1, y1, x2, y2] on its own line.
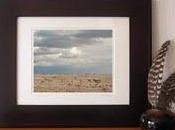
[152, 0, 175, 81]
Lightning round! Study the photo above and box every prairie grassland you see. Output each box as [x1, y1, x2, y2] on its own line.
[34, 74, 112, 92]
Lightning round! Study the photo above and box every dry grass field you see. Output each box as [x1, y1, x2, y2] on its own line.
[34, 74, 112, 92]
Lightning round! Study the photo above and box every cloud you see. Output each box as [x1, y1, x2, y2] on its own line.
[34, 39, 112, 67]
[34, 30, 112, 74]
[73, 30, 112, 39]
[59, 47, 82, 59]
[34, 47, 83, 66]
[34, 30, 112, 48]
[34, 47, 62, 55]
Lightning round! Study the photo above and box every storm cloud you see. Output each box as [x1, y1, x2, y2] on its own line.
[34, 30, 112, 49]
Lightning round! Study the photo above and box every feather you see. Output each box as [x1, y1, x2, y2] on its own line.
[158, 72, 175, 113]
[148, 40, 170, 108]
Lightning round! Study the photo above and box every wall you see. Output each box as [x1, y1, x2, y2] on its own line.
[152, 0, 175, 81]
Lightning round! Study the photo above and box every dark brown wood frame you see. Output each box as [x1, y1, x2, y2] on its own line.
[0, 0, 151, 127]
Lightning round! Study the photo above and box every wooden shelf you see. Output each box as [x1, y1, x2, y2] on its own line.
[0, 128, 140, 130]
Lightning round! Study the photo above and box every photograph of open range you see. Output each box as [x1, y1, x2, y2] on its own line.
[34, 30, 113, 92]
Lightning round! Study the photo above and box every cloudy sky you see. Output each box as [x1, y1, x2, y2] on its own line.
[34, 30, 112, 74]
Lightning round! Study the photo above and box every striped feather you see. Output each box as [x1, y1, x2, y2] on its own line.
[158, 72, 175, 113]
[148, 40, 170, 108]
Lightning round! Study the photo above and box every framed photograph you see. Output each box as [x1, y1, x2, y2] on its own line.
[0, 0, 151, 127]
[17, 17, 129, 105]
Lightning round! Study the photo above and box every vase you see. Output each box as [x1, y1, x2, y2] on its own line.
[140, 109, 175, 130]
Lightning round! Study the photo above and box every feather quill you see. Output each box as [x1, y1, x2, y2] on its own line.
[148, 41, 170, 108]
